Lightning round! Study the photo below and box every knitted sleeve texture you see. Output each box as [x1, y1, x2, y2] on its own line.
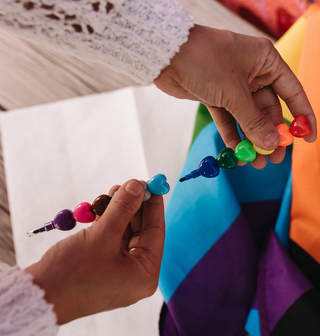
[0, 263, 58, 336]
[0, 0, 194, 84]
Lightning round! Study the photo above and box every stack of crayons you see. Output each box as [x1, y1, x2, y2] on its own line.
[179, 115, 311, 182]
[27, 174, 170, 236]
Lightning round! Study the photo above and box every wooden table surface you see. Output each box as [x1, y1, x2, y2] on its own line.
[0, 0, 270, 266]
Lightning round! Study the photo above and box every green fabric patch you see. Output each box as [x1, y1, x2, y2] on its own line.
[190, 103, 213, 146]
[284, 118, 291, 127]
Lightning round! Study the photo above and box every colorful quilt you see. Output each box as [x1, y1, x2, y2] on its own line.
[159, 5, 320, 336]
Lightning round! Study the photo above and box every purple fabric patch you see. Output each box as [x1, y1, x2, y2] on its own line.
[251, 292, 259, 310]
[159, 303, 179, 336]
[258, 231, 313, 333]
[241, 200, 281, 248]
[165, 212, 258, 336]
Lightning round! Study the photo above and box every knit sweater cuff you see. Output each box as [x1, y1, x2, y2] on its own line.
[0, 264, 58, 336]
[0, 0, 194, 85]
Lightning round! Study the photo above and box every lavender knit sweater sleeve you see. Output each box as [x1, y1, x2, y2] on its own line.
[0, 264, 58, 336]
[0, 0, 194, 85]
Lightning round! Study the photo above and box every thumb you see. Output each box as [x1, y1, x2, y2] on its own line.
[232, 90, 280, 150]
[98, 179, 145, 248]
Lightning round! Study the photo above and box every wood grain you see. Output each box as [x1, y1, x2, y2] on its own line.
[0, 0, 270, 265]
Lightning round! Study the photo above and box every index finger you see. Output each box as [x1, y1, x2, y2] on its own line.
[135, 195, 165, 266]
[272, 57, 317, 142]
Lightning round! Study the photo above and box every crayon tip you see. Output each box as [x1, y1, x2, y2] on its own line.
[179, 177, 186, 182]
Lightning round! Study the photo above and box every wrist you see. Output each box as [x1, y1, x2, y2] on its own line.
[25, 260, 76, 325]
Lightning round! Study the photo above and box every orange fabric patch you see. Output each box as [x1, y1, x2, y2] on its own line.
[290, 4, 320, 263]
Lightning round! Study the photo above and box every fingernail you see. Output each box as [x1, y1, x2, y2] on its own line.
[139, 180, 148, 190]
[125, 181, 143, 197]
[111, 189, 119, 197]
[263, 131, 279, 148]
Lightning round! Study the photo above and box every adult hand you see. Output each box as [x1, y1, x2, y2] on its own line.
[154, 24, 317, 169]
[25, 179, 165, 325]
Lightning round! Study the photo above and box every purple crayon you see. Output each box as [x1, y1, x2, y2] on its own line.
[27, 209, 76, 237]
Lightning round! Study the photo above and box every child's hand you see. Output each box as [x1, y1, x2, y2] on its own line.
[154, 24, 317, 169]
[25, 179, 165, 324]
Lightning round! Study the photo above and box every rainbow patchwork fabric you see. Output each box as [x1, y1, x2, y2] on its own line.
[159, 5, 320, 336]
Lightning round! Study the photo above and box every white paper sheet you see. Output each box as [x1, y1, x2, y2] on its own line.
[0, 85, 198, 336]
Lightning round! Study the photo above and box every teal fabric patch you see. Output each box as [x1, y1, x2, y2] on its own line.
[274, 172, 292, 250]
[245, 309, 262, 336]
[224, 146, 292, 203]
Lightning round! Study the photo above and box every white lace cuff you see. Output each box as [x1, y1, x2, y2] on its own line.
[0, 0, 194, 84]
[0, 264, 58, 336]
